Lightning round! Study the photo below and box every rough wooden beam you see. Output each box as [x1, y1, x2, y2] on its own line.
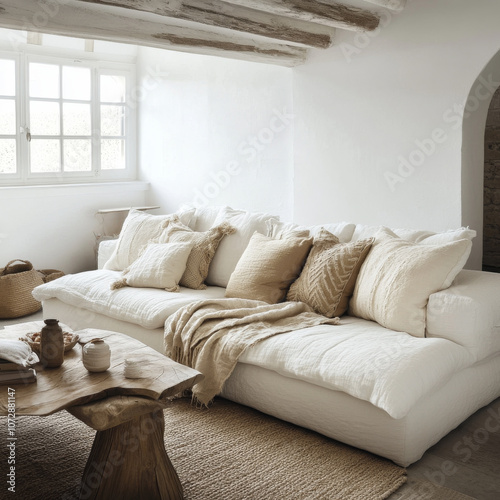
[224, 0, 380, 31]
[0, 0, 307, 67]
[362, 0, 406, 11]
[78, 0, 336, 49]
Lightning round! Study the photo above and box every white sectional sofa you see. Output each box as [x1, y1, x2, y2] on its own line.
[33, 206, 500, 467]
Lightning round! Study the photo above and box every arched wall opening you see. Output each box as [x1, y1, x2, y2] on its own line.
[461, 49, 500, 270]
[483, 86, 500, 272]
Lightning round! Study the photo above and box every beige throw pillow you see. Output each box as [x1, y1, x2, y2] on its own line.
[225, 232, 313, 304]
[103, 208, 194, 271]
[206, 207, 280, 288]
[110, 242, 192, 292]
[348, 228, 472, 337]
[158, 218, 235, 290]
[287, 229, 373, 318]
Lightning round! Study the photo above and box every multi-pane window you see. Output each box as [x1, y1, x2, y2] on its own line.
[0, 58, 17, 175]
[0, 53, 135, 183]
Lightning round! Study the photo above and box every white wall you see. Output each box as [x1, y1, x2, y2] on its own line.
[137, 47, 294, 220]
[0, 182, 148, 274]
[292, 0, 500, 268]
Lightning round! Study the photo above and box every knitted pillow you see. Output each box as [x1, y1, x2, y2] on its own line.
[287, 229, 373, 318]
[158, 217, 235, 290]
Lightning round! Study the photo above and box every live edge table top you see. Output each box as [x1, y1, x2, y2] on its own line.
[0, 327, 203, 416]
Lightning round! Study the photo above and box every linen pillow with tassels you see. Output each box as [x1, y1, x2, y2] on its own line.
[157, 217, 236, 290]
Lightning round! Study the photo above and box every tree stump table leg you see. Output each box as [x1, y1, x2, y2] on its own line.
[77, 406, 183, 500]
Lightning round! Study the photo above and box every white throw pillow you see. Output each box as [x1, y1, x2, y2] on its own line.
[349, 228, 472, 337]
[111, 242, 193, 292]
[206, 207, 279, 288]
[351, 224, 476, 245]
[103, 208, 194, 271]
[187, 205, 226, 232]
[418, 227, 477, 245]
[266, 220, 310, 239]
[308, 222, 356, 243]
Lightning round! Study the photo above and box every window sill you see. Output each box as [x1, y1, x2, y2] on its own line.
[0, 180, 150, 197]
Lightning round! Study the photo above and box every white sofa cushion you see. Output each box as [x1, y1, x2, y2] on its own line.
[427, 269, 500, 360]
[349, 228, 472, 337]
[33, 270, 226, 330]
[240, 315, 474, 419]
[206, 207, 279, 288]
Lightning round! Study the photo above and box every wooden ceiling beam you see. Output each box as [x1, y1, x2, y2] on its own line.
[0, 0, 307, 67]
[78, 0, 336, 49]
[224, 0, 380, 32]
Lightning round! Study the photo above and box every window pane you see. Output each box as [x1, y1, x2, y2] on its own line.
[0, 99, 15, 134]
[64, 139, 91, 172]
[30, 101, 60, 135]
[100, 75, 126, 103]
[0, 59, 16, 96]
[63, 66, 91, 101]
[63, 103, 91, 135]
[31, 139, 61, 173]
[101, 139, 125, 170]
[101, 105, 125, 136]
[29, 63, 60, 99]
[0, 139, 16, 173]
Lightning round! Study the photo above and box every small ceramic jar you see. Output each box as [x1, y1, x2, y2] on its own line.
[82, 339, 110, 372]
[124, 357, 146, 379]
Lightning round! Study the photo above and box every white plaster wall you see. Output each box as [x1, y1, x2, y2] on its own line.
[292, 0, 500, 268]
[137, 47, 294, 220]
[0, 182, 148, 273]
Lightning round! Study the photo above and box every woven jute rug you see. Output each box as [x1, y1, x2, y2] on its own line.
[1, 397, 406, 500]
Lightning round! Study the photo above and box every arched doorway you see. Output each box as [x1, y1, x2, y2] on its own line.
[461, 49, 500, 270]
[483, 87, 500, 272]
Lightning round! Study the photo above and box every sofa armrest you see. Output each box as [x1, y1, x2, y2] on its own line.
[97, 239, 118, 270]
[427, 269, 500, 360]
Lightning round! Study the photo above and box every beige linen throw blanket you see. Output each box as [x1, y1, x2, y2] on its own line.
[164, 298, 339, 406]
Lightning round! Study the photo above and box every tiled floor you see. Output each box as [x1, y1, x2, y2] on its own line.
[2, 312, 499, 499]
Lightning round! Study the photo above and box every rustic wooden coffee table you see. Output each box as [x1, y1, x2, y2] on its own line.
[0, 325, 203, 500]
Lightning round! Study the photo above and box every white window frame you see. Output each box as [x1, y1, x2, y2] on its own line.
[0, 49, 136, 185]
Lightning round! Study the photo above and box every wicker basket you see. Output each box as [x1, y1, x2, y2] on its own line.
[0, 260, 44, 319]
[38, 268, 65, 283]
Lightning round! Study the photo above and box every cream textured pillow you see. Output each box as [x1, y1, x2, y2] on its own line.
[287, 229, 373, 318]
[207, 207, 280, 288]
[225, 232, 313, 304]
[348, 228, 472, 337]
[103, 208, 194, 271]
[111, 242, 193, 292]
[158, 217, 235, 290]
